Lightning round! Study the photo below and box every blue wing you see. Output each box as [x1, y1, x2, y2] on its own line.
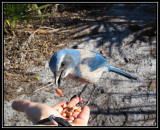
[81, 51, 107, 71]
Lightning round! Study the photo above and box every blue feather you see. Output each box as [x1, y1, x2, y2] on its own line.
[49, 49, 81, 71]
[81, 51, 107, 71]
[62, 49, 81, 65]
[49, 49, 137, 80]
[106, 65, 137, 80]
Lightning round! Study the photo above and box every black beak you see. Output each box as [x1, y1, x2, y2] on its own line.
[54, 71, 63, 88]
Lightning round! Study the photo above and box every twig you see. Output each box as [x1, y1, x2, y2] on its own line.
[33, 82, 53, 92]
[25, 26, 59, 44]
[21, 49, 39, 52]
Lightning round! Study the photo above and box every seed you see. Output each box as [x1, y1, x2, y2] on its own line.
[67, 116, 74, 122]
[75, 107, 82, 112]
[62, 112, 66, 117]
[68, 119, 73, 123]
[67, 107, 74, 112]
[69, 109, 75, 113]
[62, 108, 67, 113]
[69, 116, 74, 120]
[68, 105, 74, 108]
[73, 106, 78, 110]
[62, 103, 67, 108]
[65, 111, 72, 116]
[57, 107, 63, 113]
[56, 88, 64, 96]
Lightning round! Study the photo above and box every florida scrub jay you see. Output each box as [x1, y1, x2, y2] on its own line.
[49, 49, 137, 105]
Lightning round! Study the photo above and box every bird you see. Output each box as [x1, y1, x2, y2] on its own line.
[49, 49, 137, 105]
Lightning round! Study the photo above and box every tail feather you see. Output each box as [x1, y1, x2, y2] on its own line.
[106, 65, 137, 80]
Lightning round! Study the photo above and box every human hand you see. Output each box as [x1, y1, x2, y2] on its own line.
[12, 97, 90, 126]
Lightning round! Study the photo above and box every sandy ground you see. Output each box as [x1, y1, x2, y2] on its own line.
[3, 4, 157, 127]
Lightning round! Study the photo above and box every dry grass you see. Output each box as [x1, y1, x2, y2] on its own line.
[4, 9, 85, 102]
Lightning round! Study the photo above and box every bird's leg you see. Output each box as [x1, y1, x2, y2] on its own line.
[78, 84, 88, 97]
[70, 84, 98, 107]
[70, 84, 88, 101]
[85, 84, 98, 106]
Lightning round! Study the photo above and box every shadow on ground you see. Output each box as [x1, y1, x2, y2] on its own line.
[56, 4, 156, 57]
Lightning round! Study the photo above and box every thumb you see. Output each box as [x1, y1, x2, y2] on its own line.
[12, 100, 31, 112]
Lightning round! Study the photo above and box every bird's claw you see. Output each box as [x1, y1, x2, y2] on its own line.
[70, 94, 78, 101]
[76, 101, 85, 107]
[70, 94, 87, 107]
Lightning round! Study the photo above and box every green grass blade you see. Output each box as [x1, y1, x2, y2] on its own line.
[27, 4, 52, 14]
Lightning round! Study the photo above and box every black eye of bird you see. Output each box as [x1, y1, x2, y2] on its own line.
[61, 62, 65, 68]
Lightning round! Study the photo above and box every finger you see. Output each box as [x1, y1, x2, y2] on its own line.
[52, 101, 67, 109]
[77, 106, 90, 122]
[67, 97, 81, 107]
[72, 111, 80, 118]
[71, 106, 90, 126]
[12, 100, 31, 112]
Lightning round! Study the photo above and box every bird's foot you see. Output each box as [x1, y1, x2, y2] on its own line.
[76, 101, 85, 107]
[77, 100, 90, 107]
[70, 94, 78, 101]
[70, 94, 87, 107]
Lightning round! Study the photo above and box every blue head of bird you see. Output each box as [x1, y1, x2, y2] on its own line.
[49, 51, 76, 87]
